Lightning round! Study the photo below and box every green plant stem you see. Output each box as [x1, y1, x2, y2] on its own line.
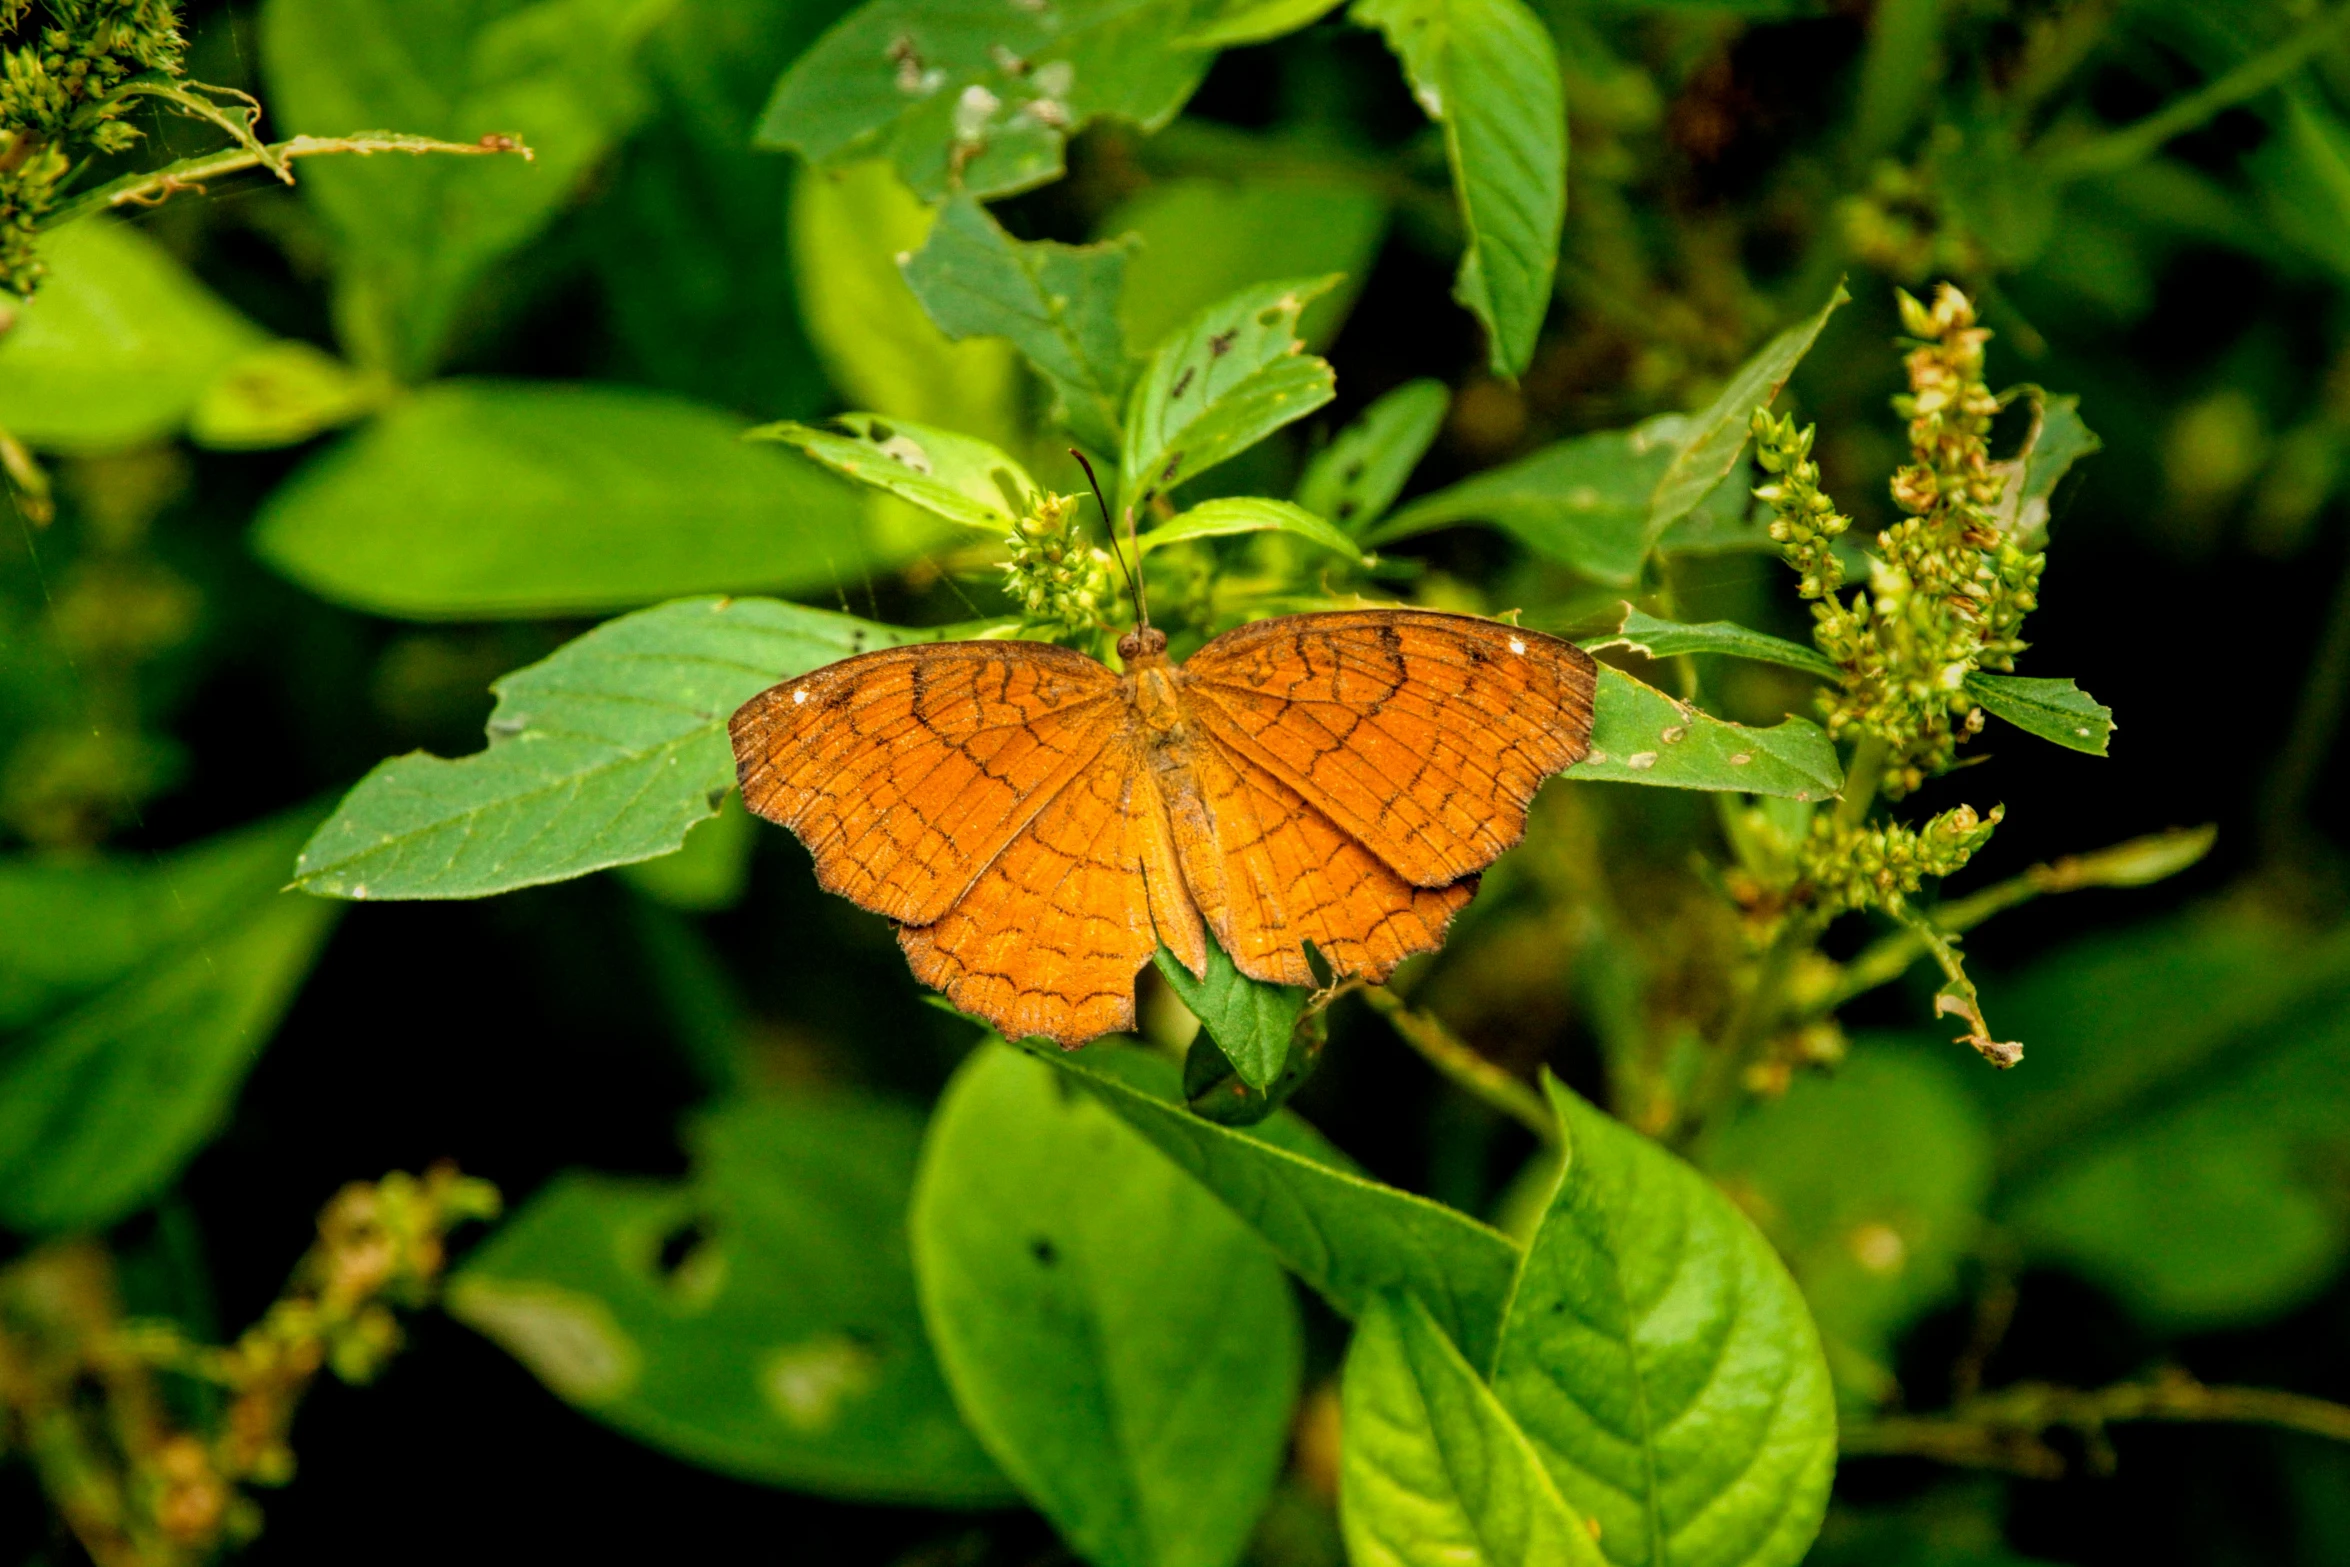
[1841, 1375, 2350, 1479]
[1678, 911, 1820, 1143]
[2039, 4, 2350, 184]
[1821, 825, 2217, 1009]
[1361, 987, 1557, 1142]
[40, 130, 530, 231]
[1835, 733, 1889, 828]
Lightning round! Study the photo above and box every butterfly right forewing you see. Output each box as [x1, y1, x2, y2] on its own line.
[1177, 610, 1596, 890]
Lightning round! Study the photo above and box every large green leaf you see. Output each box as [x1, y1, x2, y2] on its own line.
[1352, 0, 1565, 377]
[1038, 1043, 1523, 1367]
[1152, 940, 1307, 1094]
[294, 597, 943, 901]
[756, 0, 1215, 201]
[0, 219, 263, 453]
[1490, 1078, 1836, 1567]
[0, 808, 339, 1233]
[1103, 173, 1388, 355]
[911, 1042, 1300, 1567]
[1964, 673, 2113, 757]
[1648, 283, 1849, 533]
[1366, 418, 1681, 584]
[1582, 667, 1842, 801]
[1699, 1047, 1992, 1406]
[787, 159, 1026, 456]
[253, 381, 871, 619]
[1586, 607, 1840, 682]
[903, 196, 1135, 454]
[449, 1092, 1010, 1503]
[1121, 276, 1340, 512]
[1295, 379, 1449, 534]
[750, 414, 1040, 534]
[1978, 912, 2350, 1330]
[262, 0, 674, 378]
[1340, 1292, 1604, 1567]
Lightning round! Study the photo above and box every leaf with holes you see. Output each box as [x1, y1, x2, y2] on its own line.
[911, 1042, 1300, 1567]
[1121, 276, 1340, 511]
[1491, 1077, 1836, 1567]
[449, 1092, 1010, 1503]
[757, 0, 1216, 201]
[294, 598, 950, 901]
[749, 415, 1040, 534]
[901, 196, 1135, 453]
[1583, 667, 1842, 800]
[1341, 1292, 1606, 1567]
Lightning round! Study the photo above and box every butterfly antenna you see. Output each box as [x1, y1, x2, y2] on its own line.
[1069, 449, 1149, 632]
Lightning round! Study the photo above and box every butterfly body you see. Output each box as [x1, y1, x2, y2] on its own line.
[730, 610, 1597, 1045]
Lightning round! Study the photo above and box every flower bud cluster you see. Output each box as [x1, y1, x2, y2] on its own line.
[1, 2, 189, 294]
[1752, 283, 2040, 797]
[1798, 802, 2004, 918]
[1003, 492, 1116, 637]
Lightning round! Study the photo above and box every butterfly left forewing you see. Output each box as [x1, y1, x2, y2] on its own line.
[1176, 610, 1595, 889]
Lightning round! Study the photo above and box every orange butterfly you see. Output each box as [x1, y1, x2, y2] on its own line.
[730, 606, 1596, 1045]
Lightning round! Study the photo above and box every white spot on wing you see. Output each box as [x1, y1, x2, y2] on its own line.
[1508, 637, 1526, 655]
[793, 689, 808, 706]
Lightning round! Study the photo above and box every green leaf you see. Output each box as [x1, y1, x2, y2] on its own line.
[1366, 418, 1682, 585]
[0, 218, 263, 453]
[1141, 497, 1366, 562]
[1491, 1077, 1836, 1567]
[1340, 1292, 1603, 1567]
[253, 381, 871, 620]
[756, 0, 1214, 202]
[1036, 1043, 1523, 1367]
[1352, 0, 1566, 377]
[1699, 1047, 1992, 1406]
[911, 1042, 1301, 1567]
[1964, 672, 2113, 756]
[0, 808, 340, 1233]
[2003, 394, 2100, 543]
[449, 1091, 1011, 1503]
[261, 0, 674, 378]
[294, 597, 944, 901]
[1103, 173, 1389, 355]
[1121, 276, 1341, 511]
[1653, 458, 1771, 556]
[787, 159, 1026, 451]
[1153, 940, 1307, 1093]
[1582, 667, 1842, 801]
[1649, 283, 1849, 534]
[1979, 913, 2350, 1329]
[1586, 606, 1841, 682]
[902, 196, 1134, 454]
[617, 789, 757, 912]
[189, 340, 389, 451]
[750, 415, 1040, 535]
[1295, 379, 1450, 534]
